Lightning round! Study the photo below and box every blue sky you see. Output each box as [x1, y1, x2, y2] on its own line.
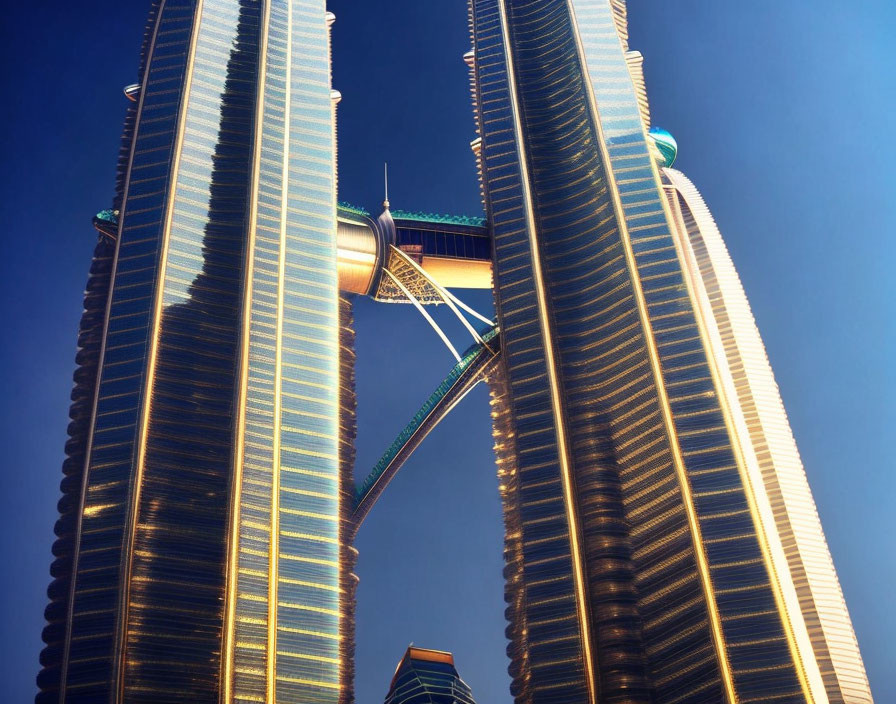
[1, 1, 893, 701]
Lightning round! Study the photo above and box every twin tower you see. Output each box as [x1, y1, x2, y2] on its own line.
[39, 1, 871, 703]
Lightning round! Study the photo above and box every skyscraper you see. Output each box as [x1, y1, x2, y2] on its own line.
[383, 647, 477, 704]
[39, 1, 871, 703]
[465, 1, 872, 702]
[39, 2, 350, 702]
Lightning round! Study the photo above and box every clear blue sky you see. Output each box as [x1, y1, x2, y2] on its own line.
[1, 1, 893, 701]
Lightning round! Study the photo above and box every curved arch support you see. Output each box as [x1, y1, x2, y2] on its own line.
[383, 269, 461, 362]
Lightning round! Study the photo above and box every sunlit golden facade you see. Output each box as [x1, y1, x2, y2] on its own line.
[663, 168, 872, 703]
[467, 0, 872, 702]
[39, 2, 351, 702]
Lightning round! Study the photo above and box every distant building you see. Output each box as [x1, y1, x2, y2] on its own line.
[384, 647, 477, 704]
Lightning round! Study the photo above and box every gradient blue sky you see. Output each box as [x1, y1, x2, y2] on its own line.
[1, 1, 893, 701]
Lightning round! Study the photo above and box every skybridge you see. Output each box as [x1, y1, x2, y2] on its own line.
[335, 199, 500, 531]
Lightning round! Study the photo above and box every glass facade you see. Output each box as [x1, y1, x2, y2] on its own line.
[383, 647, 477, 704]
[38, 2, 346, 702]
[393, 220, 491, 263]
[467, 1, 866, 702]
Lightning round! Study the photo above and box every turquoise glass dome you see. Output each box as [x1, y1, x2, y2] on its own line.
[649, 127, 678, 167]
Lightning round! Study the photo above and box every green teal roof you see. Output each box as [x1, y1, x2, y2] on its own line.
[648, 127, 678, 168]
[337, 201, 370, 217]
[95, 209, 119, 224]
[391, 209, 486, 228]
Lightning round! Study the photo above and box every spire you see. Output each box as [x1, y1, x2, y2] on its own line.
[383, 162, 390, 210]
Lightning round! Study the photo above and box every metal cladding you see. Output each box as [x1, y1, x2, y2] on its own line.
[392, 212, 492, 289]
[336, 208, 381, 295]
[338, 295, 360, 702]
[38, 230, 117, 703]
[334, 206, 493, 296]
[40, 1, 871, 703]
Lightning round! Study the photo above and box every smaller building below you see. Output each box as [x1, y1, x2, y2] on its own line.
[384, 646, 477, 704]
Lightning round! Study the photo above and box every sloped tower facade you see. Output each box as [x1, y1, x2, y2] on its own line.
[38, 2, 352, 702]
[466, 1, 871, 703]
